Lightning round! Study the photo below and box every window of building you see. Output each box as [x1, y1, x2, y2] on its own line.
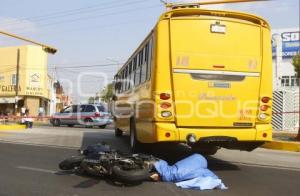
[281, 76, 290, 87]
[291, 76, 299, 87]
[11, 74, 17, 85]
[281, 76, 300, 87]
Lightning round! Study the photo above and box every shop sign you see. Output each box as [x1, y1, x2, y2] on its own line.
[0, 85, 21, 92]
[272, 31, 300, 58]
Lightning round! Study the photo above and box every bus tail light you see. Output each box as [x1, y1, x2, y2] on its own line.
[260, 105, 269, 111]
[94, 112, 101, 117]
[262, 133, 268, 138]
[258, 113, 267, 120]
[160, 102, 171, 109]
[261, 97, 271, 103]
[160, 93, 171, 100]
[165, 132, 171, 138]
[161, 111, 172, 118]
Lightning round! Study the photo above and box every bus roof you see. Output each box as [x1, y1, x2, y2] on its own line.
[158, 7, 270, 28]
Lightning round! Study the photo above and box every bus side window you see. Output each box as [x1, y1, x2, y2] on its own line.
[128, 62, 132, 90]
[117, 75, 122, 93]
[141, 47, 147, 83]
[147, 38, 153, 80]
[121, 69, 123, 92]
[123, 69, 127, 92]
[138, 50, 144, 84]
[113, 76, 117, 93]
[132, 59, 136, 86]
[135, 55, 141, 86]
[124, 66, 128, 91]
[145, 43, 150, 81]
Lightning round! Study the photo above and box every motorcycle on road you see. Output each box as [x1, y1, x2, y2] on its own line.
[59, 143, 157, 184]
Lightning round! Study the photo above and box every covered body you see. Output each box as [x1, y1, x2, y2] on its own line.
[154, 154, 227, 190]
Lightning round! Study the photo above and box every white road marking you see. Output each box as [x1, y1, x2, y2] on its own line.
[17, 166, 58, 174]
[0, 140, 79, 150]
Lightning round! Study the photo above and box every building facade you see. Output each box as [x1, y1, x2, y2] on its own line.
[0, 45, 52, 117]
[272, 28, 299, 131]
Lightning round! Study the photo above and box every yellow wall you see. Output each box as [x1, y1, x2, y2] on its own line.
[0, 45, 49, 99]
[24, 97, 40, 116]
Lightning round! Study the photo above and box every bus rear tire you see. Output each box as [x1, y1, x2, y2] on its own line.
[130, 118, 142, 153]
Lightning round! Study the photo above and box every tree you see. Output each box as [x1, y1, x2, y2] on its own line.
[292, 53, 300, 140]
[88, 97, 95, 104]
[100, 83, 114, 103]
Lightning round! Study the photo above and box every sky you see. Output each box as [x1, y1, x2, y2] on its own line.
[0, 0, 299, 103]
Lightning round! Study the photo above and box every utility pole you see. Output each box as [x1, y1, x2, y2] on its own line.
[273, 33, 282, 90]
[14, 49, 20, 115]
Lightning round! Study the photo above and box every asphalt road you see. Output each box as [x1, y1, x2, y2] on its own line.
[0, 126, 299, 196]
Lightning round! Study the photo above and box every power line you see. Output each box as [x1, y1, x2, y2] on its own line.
[0, 62, 123, 69]
[0, 0, 150, 28]
[28, 16, 155, 39]
[49, 63, 122, 69]
[7, 4, 161, 32]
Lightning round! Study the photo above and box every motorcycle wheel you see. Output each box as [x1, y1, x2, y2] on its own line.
[112, 165, 150, 184]
[59, 156, 84, 170]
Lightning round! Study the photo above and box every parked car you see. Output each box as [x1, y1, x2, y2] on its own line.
[50, 104, 112, 128]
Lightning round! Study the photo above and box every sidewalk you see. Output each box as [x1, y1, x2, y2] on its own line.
[261, 131, 300, 152]
[0, 124, 26, 130]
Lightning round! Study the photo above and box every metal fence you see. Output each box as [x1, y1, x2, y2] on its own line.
[272, 89, 299, 131]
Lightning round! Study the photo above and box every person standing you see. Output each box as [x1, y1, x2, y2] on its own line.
[38, 106, 44, 121]
[21, 106, 26, 117]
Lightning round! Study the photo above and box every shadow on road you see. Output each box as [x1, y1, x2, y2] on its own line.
[73, 179, 101, 188]
[80, 131, 240, 172]
[80, 131, 130, 151]
[142, 143, 240, 171]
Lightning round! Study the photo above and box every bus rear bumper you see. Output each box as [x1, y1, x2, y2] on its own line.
[154, 122, 272, 143]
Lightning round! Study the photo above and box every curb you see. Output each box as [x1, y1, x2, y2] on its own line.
[262, 141, 300, 152]
[0, 124, 26, 131]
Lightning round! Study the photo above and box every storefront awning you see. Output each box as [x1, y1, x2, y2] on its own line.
[0, 97, 22, 104]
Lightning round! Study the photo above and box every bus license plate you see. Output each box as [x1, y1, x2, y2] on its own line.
[211, 24, 226, 34]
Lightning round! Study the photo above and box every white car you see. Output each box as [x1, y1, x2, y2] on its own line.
[51, 104, 112, 128]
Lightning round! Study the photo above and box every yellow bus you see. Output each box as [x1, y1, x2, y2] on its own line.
[113, 2, 272, 154]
